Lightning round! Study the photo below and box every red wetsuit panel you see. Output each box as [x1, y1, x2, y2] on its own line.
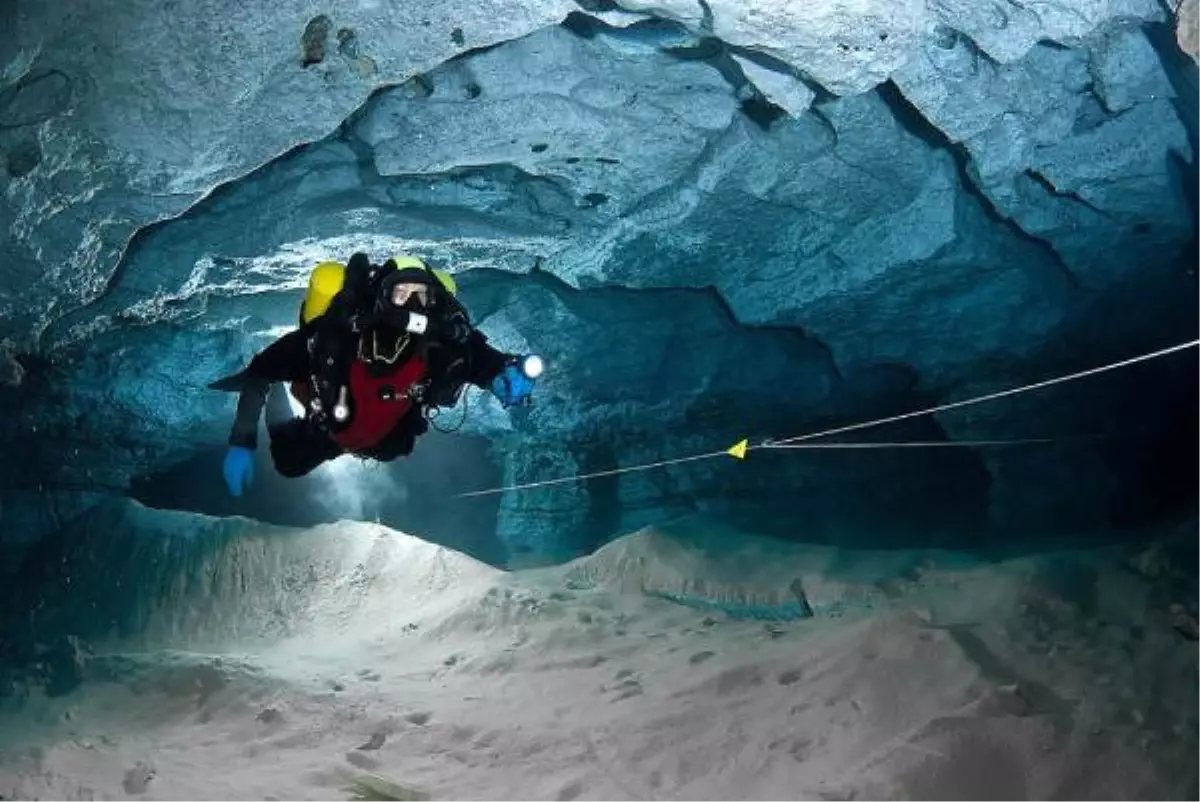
[290, 357, 426, 453]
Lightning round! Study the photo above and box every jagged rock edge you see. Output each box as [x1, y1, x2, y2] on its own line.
[876, 78, 1083, 290]
[36, 11, 1188, 358]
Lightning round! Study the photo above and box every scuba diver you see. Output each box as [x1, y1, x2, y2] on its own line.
[210, 252, 542, 496]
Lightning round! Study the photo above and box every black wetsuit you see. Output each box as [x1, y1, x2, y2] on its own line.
[227, 293, 509, 478]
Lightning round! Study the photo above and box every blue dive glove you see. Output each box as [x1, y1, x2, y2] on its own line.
[223, 446, 255, 497]
[491, 356, 540, 407]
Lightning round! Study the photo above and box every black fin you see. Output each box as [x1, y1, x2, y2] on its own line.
[208, 370, 249, 392]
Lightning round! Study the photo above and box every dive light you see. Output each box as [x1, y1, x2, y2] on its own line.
[520, 354, 545, 380]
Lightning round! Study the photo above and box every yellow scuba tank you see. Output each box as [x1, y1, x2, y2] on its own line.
[300, 261, 347, 324]
[429, 267, 457, 296]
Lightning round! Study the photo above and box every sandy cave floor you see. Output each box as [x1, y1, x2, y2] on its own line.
[1, 522, 1195, 800]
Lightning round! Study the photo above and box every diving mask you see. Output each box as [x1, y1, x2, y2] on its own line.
[388, 281, 430, 309]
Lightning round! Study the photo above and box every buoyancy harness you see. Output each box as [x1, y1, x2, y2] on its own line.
[289, 255, 465, 451]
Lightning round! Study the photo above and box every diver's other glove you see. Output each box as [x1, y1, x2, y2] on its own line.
[491, 360, 536, 408]
[223, 446, 255, 497]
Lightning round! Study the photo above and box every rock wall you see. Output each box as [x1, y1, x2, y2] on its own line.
[1, 3, 1195, 560]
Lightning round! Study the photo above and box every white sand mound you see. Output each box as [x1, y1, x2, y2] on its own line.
[1, 503, 1194, 800]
